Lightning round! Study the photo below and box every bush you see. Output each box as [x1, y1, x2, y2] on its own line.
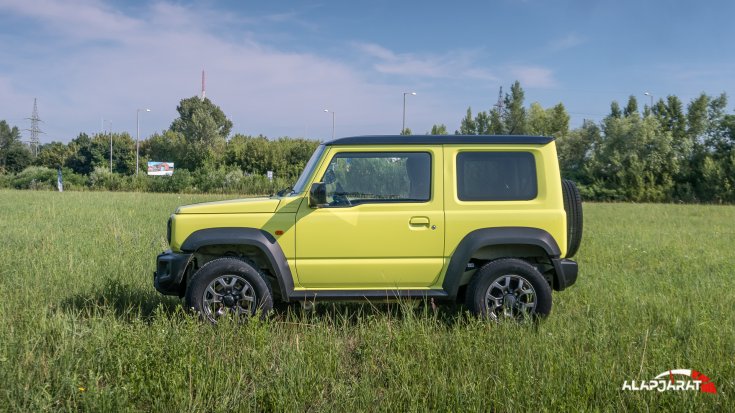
[8, 166, 85, 190]
[128, 174, 150, 192]
[192, 166, 229, 193]
[0, 173, 11, 189]
[3, 165, 294, 195]
[188, 166, 290, 195]
[89, 167, 127, 191]
[11, 166, 56, 190]
[165, 168, 194, 193]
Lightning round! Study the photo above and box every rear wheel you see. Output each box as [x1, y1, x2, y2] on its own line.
[185, 257, 273, 322]
[562, 179, 583, 258]
[466, 258, 552, 320]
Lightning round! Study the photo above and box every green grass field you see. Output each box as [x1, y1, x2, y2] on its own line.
[0, 190, 733, 412]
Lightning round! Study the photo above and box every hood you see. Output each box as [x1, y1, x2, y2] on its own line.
[175, 197, 281, 214]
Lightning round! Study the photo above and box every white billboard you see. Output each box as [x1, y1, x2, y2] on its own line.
[147, 161, 174, 176]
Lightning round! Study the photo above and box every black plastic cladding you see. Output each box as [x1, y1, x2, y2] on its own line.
[442, 227, 562, 299]
[181, 227, 295, 300]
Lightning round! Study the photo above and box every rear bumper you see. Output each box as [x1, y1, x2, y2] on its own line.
[551, 258, 578, 291]
[153, 250, 192, 296]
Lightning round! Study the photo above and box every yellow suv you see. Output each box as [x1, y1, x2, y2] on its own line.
[154, 135, 582, 321]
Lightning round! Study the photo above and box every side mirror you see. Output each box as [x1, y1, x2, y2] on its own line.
[309, 182, 327, 208]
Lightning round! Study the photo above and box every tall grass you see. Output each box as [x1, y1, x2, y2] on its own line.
[0, 190, 732, 411]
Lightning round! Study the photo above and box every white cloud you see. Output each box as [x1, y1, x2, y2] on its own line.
[0, 0, 412, 140]
[0, 1, 548, 141]
[355, 42, 498, 81]
[548, 33, 585, 52]
[508, 66, 557, 88]
[0, 0, 142, 41]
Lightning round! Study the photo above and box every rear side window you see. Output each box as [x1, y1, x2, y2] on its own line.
[456, 152, 537, 201]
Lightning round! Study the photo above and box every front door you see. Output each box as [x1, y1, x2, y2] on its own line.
[295, 148, 444, 289]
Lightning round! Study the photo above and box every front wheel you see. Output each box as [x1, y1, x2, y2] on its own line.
[185, 258, 273, 323]
[466, 258, 552, 320]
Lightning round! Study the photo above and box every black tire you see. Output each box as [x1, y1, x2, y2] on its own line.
[465, 258, 552, 320]
[185, 257, 273, 322]
[561, 179, 583, 258]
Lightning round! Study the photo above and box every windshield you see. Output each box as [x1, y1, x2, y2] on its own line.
[291, 144, 326, 195]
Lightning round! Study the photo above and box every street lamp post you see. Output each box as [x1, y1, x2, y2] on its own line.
[106, 120, 113, 173]
[324, 109, 335, 139]
[136, 108, 150, 176]
[644, 92, 653, 108]
[402, 92, 416, 134]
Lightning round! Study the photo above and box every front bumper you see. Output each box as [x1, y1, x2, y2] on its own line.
[551, 258, 578, 291]
[154, 250, 192, 296]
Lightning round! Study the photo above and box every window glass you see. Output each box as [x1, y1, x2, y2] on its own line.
[291, 144, 326, 194]
[321, 152, 430, 206]
[457, 152, 537, 201]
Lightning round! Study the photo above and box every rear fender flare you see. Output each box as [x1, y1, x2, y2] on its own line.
[442, 227, 561, 299]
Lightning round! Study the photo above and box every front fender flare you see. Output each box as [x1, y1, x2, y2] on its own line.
[181, 227, 294, 301]
[442, 227, 561, 300]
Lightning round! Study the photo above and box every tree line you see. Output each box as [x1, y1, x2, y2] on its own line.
[1, 82, 734, 202]
[441, 81, 734, 203]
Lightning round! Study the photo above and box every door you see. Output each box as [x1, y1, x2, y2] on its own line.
[295, 148, 444, 288]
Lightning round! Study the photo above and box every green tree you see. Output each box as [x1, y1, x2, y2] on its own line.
[548, 103, 570, 139]
[104, 133, 137, 174]
[704, 93, 729, 153]
[474, 111, 490, 134]
[488, 109, 505, 134]
[430, 124, 448, 135]
[224, 135, 318, 180]
[171, 97, 233, 143]
[623, 96, 639, 118]
[65, 133, 104, 175]
[527, 102, 570, 139]
[689, 94, 734, 201]
[686, 93, 709, 142]
[0, 120, 32, 173]
[4, 145, 32, 173]
[35, 142, 74, 169]
[557, 120, 599, 183]
[527, 103, 547, 136]
[653, 96, 687, 142]
[458, 107, 477, 134]
[609, 101, 622, 119]
[143, 130, 188, 170]
[650, 96, 690, 197]
[169, 96, 232, 169]
[590, 115, 677, 201]
[503, 81, 527, 134]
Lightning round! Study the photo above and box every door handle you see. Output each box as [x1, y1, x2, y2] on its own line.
[409, 216, 430, 227]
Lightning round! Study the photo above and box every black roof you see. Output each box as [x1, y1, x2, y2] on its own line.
[325, 135, 554, 146]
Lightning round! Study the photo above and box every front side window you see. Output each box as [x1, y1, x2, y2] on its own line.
[457, 152, 537, 201]
[320, 152, 431, 206]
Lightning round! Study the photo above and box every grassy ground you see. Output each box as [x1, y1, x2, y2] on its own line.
[0, 190, 733, 412]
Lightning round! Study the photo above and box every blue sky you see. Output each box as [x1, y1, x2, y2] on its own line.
[1, 0, 733, 143]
